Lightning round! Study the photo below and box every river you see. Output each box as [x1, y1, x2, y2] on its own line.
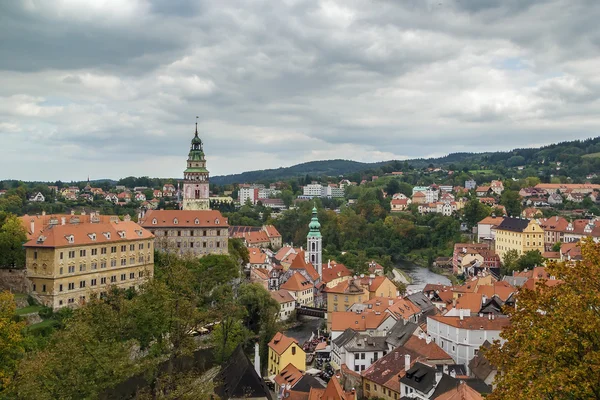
[395, 259, 451, 292]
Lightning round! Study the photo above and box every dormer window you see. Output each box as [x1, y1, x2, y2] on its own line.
[152, 218, 157, 225]
[174, 218, 178, 225]
[103, 232, 111, 240]
[88, 233, 97, 241]
[118, 231, 126, 239]
[215, 218, 220, 225]
[136, 230, 143, 237]
[66, 235, 74, 244]
[195, 218, 199, 225]
[37, 235, 46, 244]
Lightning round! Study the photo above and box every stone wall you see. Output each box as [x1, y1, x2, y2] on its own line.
[0, 269, 30, 293]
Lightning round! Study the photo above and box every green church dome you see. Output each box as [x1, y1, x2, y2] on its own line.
[307, 206, 321, 237]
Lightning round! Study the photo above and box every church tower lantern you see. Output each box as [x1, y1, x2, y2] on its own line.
[182, 121, 210, 210]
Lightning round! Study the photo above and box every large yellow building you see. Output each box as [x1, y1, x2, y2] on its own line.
[267, 332, 306, 377]
[494, 217, 545, 261]
[23, 215, 154, 309]
[324, 279, 368, 329]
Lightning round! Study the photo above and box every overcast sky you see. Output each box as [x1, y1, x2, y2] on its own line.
[1, 0, 599, 181]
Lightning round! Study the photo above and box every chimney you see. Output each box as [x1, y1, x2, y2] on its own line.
[328, 259, 331, 269]
[254, 342, 260, 377]
[459, 309, 464, 320]
[426, 335, 432, 344]
[61, 217, 66, 226]
[435, 369, 442, 384]
[419, 332, 425, 340]
[42, 210, 46, 216]
[450, 369, 456, 378]
[71, 210, 75, 215]
[389, 299, 393, 306]
[443, 364, 449, 374]
[30, 219, 34, 234]
[404, 354, 411, 371]
[488, 313, 492, 320]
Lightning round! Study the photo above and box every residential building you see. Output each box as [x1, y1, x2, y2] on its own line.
[362, 346, 420, 400]
[427, 313, 510, 373]
[139, 210, 229, 257]
[182, 123, 210, 210]
[547, 193, 563, 205]
[465, 180, 477, 190]
[250, 267, 269, 290]
[412, 191, 427, 204]
[271, 289, 296, 321]
[29, 192, 45, 202]
[494, 217, 544, 260]
[331, 328, 388, 373]
[23, 218, 154, 310]
[359, 275, 398, 299]
[247, 247, 270, 269]
[323, 184, 345, 198]
[268, 332, 306, 377]
[391, 198, 411, 212]
[305, 376, 354, 400]
[281, 272, 314, 306]
[330, 311, 396, 340]
[303, 183, 324, 197]
[238, 185, 259, 205]
[477, 215, 505, 242]
[534, 183, 600, 194]
[490, 180, 504, 195]
[325, 279, 368, 328]
[475, 186, 491, 197]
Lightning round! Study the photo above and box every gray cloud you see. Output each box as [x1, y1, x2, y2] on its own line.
[1, 0, 599, 180]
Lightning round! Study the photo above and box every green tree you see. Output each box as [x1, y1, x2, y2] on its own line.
[516, 250, 544, 271]
[281, 189, 294, 208]
[500, 190, 522, 217]
[0, 291, 25, 393]
[462, 200, 490, 229]
[501, 249, 520, 276]
[552, 242, 562, 252]
[0, 213, 27, 269]
[486, 240, 600, 399]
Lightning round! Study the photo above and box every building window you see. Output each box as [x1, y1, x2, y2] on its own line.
[60, 252, 64, 260]
[130, 257, 135, 265]
[68, 282, 75, 290]
[91, 248, 97, 256]
[42, 284, 46, 292]
[111, 259, 117, 267]
[80, 250, 86, 257]
[121, 245, 126, 252]
[79, 264, 86, 272]
[139, 243, 144, 250]
[79, 280, 86, 288]
[139, 271, 144, 278]
[68, 251, 75, 258]
[111, 246, 117, 253]
[101, 261, 106, 269]
[34, 251, 38, 260]
[216, 242, 220, 248]
[111, 276, 116, 283]
[121, 259, 127, 266]
[68, 266, 75, 273]
[203, 230, 207, 237]
[91, 262, 97, 270]
[129, 244, 135, 251]
[101, 277, 107, 284]
[121, 274, 126, 281]
[354, 353, 359, 360]
[59, 284, 63, 292]
[59, 267, 63, 275]
[101, 247, 107, 254]
[130, 272, 135, 279]
[291, 346, 296, 355]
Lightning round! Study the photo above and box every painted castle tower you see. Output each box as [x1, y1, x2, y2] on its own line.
[182, 122, 210, 210]
[307, 206, 323, 277]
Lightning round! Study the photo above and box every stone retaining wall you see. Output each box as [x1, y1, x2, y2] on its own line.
[0, 269, 30, 293]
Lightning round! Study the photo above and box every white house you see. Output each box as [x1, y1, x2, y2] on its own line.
[29, 192, 45, 202]
[465, 180, 477, 190]
[477, 215, 505, 242]
[303, 183, 324, 197]
[270, 289, 296, 321]
[331, 328, 388, 373]
[427, 313, 510, 373]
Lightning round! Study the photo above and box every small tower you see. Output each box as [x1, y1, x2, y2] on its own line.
[307, 206, 322, 277]
[182, 120, 210, 210]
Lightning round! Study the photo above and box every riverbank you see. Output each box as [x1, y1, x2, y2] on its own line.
[402, 253, 458, 285]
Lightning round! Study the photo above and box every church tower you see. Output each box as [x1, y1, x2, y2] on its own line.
[307, 206, 322, 277]
[182, 122, 210, 210]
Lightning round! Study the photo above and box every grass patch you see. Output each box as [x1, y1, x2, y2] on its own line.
[468, 169, 494, 174]
[15, 305, 44, 316]
[25, 319, 59, 331]
[583, 152, 600, 158]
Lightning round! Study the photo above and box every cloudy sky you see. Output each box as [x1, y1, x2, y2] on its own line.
[1, 0, 599, 181]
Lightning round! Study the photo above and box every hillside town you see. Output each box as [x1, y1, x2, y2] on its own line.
[2, 124, 600, 400]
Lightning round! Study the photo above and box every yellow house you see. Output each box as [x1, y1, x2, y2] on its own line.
[324, 279, 368, 329]
[495, 217, 545, 261]
[267, 332, 306, 377]
[280, 272, 314, 306]
[361, 276, 398, 299]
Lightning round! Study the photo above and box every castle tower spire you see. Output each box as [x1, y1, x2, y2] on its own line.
[307, 205, 322, 277]
[182, 120, 210, 210]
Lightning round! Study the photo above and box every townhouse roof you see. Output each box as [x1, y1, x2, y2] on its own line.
[24, 220, 153, 248]
[21, 213, 118, 239]
[477, 216, 505, 226]
[391, 199, 409, 205]
[476, 186, 490, 192]
[321, 261, 352, 284]
[274, 363, 303, 388]
[330, 311, 389, 332]
[453, 292, 483, 313]
[386, 298, 422, 320]
[522, 277, 562, 291]
[139, 210, 228, 228]
[336, 330, 388, 353]
[264, 225, 281, 238]
[385, 320, 419, 348]
[475, 281, 516, 302]
[513, 266, 549, 280]
[229, 225, 262, 236]
[428, 315, 511, 331]
[561, 242, 583, 260]
[468, 341, 495, 382]
[403, 335, 452, 362]
[243, 230, 271, 244]
[281, 272, 314, 292]
[362, 345, 421, 387]
[275, 246, 295, 261]
[496, 217, 531, 233]
[359, 275, 390, 292]
[413, 192, 426, 198]
[433, 378, 485, 400]
[406, 292, 435, 312]
[400, 362, 437, 394]
[289, 250, 320, 281]
[248, 247, 268, 264]
[268, 332, 299, 355]
[324, 279, 366, 295]
[271, 289, 295, 304]
[535, 183, 600, 190]
[251, 268, 269, 281]
[308, 376, 353, 400]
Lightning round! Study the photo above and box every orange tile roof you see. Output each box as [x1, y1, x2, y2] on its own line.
[539, 216, 569, 232]
[358, 276, 389, 292]
[20, 213, 117, 240]
[271, 289, 295, 304]
[268, 332, 299, 355]
[402, 335, 452, 362]
[522, 277, 563, 291]
[535, 183, 600, 190]
[139, 210, 228, 228]
[251, 268, 269, 281]
[274, 363, 303, 387]
[24, 220, 153, 248]
[290, 250, 320, 281]
[387, 298, 421, 320]
[321, 261, 352, 284]
[330, 311, 388, 332]
[477, 216, 505, 226]
[281, 272, 314, 292]
[475, 281, 516, 302]
[429, 315, 511, 331]
[244, 230, 271, 244]
[435, 382, 483, 400]
[248, 247, 269, 264]
[275, 246, 295, 261]
[264, 225, 281, 238]
[324, 279, 366, 295]
[308, 376, 353, 400]
[452, 292, 483, 313]
[412, 192, 425, 198]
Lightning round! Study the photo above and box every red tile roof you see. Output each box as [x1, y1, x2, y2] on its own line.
[321, 261, 352, 284]
[268, 332, 299, 355]
[264, 225, 281, 238]
[281, 272, 314, 292]
[274, 363, 303, 387]
[271, 289, 295, 304]
[402, 335, 452, 362]
[435, 382, 483, 400]
[330, 311, 389, 332]
[429, 315, 511, 331]
[453, 292, 483, 313]
[139, 210, 228, 228]
[290, 250, 319, 281]
[248, 247, 269, 264]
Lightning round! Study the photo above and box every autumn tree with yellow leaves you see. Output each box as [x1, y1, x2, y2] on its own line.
[0, 291, 25, 392]
[486, 239, 600, 399]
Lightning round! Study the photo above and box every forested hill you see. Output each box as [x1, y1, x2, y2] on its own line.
[211, 159, 390, 185]
[212, 136, 600, 184]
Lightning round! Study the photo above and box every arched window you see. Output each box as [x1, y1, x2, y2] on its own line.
[195, 218, 199, 225]
[312, 242, 316, 251]
[152, 218, 157, 225]
[174, 218, 178, 225]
